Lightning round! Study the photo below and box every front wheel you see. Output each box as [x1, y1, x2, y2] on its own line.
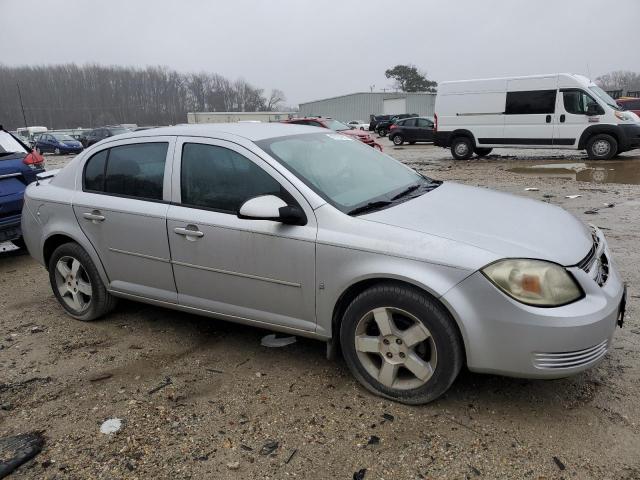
[378, 128, 387, 137]
[474, 147, 492, 157]
[392, 135, 404, 146]
[450, 137, 473, 160]
[54, 148, 61, 155]
[48, 242, 117, 321]
[586, 134, 617, 160]
[340, 283, 463, 404]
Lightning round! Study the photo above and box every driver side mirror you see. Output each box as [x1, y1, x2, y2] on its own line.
[586, 103, 604, 116]
[238, 195, 306, 226]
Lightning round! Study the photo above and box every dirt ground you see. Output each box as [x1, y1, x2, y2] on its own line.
[1, 139, 640, 479]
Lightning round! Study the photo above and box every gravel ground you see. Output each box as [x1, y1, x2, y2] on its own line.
[1, 141, 640, 479]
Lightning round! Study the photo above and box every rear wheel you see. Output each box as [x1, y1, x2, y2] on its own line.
[450, 137, 473, 160]
[392, 135, 404, 146]
[586, 134, 617, 160]
[474, 147, 492, 157]
[48, 242, 116, 321]
[340, 283, 463, 404]
[378, 128, 388, 137]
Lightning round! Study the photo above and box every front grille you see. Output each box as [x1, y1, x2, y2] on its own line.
[533, 339, 608, 369]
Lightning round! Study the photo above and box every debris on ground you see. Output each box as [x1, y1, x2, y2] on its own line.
[99, 418, 122, 435]
[88, 373, 113, 382]
[0, 431, 45, 479]
[470, 464, 482, 476]
[565, 194, 582, 199]
[30, 326, 44, 334]
[226, 461, 240, 470]
[205, 368, 224, 374]
[584, 209, 599, 214]
[367, 435, 380, 445]
[284, 448, 297, 464]
[382, 413, 394, 422]
[353, 468, 367, 480]
[553, 456, 566, 471]
[148, 377, 172, 395]
[524, 187, 539, 191]
[259, 440, 279, 455]
[260, 334, 297, 348]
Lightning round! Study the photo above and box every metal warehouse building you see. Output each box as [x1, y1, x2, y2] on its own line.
[298, 92, 436, 122]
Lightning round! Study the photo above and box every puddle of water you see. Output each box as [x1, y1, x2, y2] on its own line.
[507, 160, 640, 185]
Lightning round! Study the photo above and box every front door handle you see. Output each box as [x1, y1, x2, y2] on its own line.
[545, 115, 552, 123]
[174, 226, 204, 239]
[83, 210, 105, 222]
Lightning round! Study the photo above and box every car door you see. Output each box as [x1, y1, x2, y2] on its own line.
[166, 137, 317, 332]
[415, 118, 435, 141]
[72, 136, 177, 301]
[503, 77, 557, 146]
[554, 89, 602, 147]
[396, 119, 414, 140]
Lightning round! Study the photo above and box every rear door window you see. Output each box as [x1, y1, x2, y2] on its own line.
[505, 90, 557, 114]
[416, 118, 433, 128]
[83, 143, 168, 200]
[402, 119, 416, 127]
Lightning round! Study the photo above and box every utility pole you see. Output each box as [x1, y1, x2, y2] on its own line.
[16, 83, 28, 128]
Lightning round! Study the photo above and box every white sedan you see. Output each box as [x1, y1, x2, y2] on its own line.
[347, 120, 369, 130]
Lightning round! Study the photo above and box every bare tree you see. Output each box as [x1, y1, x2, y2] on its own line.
[266, 89, 286, 111]
[595, 70, 640, 92]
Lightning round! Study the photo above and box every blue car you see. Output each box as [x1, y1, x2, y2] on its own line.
[0, 128, 45, 246]
[35, 132, 84, 155]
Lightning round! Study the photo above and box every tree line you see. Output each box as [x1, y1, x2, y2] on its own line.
[595, 70, 640, 94]
[0, 64, 287, 130]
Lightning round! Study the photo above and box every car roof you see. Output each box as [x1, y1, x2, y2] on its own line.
[111, 123, 325, 141]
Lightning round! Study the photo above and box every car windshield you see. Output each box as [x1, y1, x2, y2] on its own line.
[110, 127, 130, 135]
[322, 119, 351, 131]
[53, 134, 75, 141]
[0, 131, 28, 157]
[589, 86, 621, 111]
[257, 132, 437, 214]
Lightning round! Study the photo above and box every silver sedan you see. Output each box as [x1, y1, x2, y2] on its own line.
[22, 123, 626, 404]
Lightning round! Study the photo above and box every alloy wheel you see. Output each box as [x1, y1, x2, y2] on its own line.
[454, 142, 469, 157]
[354, 307, 437, 390]
[593, 139, 611, 157]
[54, 256, 92, 313]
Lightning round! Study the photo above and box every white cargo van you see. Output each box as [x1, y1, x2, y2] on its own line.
[434, 73, 640, 160]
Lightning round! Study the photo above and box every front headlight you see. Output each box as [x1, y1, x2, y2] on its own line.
[482, 259, 583, 307]
[614, 111, 634, 122]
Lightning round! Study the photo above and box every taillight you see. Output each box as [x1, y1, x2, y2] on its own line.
[23, 151, 45, 168]
[434, 113, 438, 132]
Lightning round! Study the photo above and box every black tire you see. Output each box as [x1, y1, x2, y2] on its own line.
[474, 147, 493, 157]
[586, 134, 617, 160]
[339, 282, 463, 405]
[392, 134, 404, 146]
[450, 137, 474, 160]
[48, 242, 117, 321]
[378, 128, 388, 137]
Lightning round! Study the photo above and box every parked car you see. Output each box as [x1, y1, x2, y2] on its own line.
[35, 133, 84, 155]
[388, 117, 435, 145]
[617, 97, 640, 116]
[434, 73, 640, 160]
[282, 117, 382, 150]
[347, 120, 369, 130]
[0, 127, 45, 247]
[369, 114, 392, 132]
[82, 126, 132, 147]
[22, 123, 625, 404]
[375, 113, 419, 137]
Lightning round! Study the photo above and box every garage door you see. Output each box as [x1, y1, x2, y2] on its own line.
[383, 98, 406, 115]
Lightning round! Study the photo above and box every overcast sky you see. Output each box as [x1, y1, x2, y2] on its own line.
[1, 0, 639, 106]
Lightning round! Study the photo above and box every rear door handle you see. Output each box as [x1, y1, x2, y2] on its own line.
[174, 226, 204, 238]
[560, 114, 566, 123]
[545, 115, 552, 123]
[83, 211, 105, 222]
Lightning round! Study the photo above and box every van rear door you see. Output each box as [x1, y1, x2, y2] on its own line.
[503, 76, 558, 147]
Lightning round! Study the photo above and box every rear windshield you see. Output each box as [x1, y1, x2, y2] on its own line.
[53, 134, 75, 141]
[0, 131, 28, 157]
[109, 127, 130, 135]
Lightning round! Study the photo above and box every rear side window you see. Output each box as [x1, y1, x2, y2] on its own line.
[416, 118, 433, 127]
[181, 143, 282, 213]
[83, 143, 168, 200]
[401, 119, 416, 127]
[505, 90, 557, 114]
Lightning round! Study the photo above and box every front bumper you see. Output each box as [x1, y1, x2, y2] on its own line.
[0, 214, 22, 242]
[441, 243, 624, 379]
[619, 123, 640, 150]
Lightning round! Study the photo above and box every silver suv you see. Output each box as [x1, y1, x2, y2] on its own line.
[22, 123, 626, 404]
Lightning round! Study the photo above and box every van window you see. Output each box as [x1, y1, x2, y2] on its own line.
[563, 90, 599, 115]
[505, 90, 557, 115]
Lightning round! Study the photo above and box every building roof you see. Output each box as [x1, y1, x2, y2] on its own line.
[299, 91, 436, 106]
[113, 122, 323, 142]
[188, 111, 296, 115]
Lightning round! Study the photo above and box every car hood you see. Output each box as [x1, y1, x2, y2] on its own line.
[361, 182, 592, 266]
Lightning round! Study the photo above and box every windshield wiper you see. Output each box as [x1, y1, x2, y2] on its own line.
[390, 183, 422, 200]
[347, 200, 393, 216]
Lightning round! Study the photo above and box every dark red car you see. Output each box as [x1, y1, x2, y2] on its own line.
[617, 97, 640, 116]
[282, 117, 382, 150]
